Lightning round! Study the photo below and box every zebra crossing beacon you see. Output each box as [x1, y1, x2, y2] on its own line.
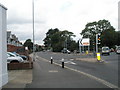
[0, 4, 8, 88]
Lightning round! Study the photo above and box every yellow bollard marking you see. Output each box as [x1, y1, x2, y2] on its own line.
[97, 53, 101, 61]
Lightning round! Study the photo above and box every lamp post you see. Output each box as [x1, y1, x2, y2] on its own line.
[32, 0, 35, 61]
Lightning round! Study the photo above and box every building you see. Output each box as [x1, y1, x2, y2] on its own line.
[7, 31, 22, 46]
[0, 3, 8, 88]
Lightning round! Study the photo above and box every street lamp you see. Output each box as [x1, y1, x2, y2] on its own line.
[32, 0, 35, 61]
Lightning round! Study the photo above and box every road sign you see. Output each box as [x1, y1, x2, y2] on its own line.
[81, 38, 90, 46]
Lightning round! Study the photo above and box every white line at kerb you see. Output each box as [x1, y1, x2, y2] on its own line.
[36, 55, 118, 88]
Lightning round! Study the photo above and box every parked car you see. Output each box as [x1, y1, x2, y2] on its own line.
[7, 52, 24, 63]
[101, 46, 110, 55]
[12, 52, 28, 60]
[116, 46, 120, 54]
[62, 48, 71, 54]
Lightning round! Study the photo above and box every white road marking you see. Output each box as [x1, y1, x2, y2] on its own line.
[64, 61, 76, 65]
[49, 70, 58, 73]
[36, 55, 118, 88]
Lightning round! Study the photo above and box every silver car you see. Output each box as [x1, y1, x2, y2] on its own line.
[7, 52, 24, 63]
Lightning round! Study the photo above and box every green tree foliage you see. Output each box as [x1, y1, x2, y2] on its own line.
[115, 31, 120, 46]
[43, 28, 76, 52]
[23, 39, 33, 52]
[81, 19, 117, 49]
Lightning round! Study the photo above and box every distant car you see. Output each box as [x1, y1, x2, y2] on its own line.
[12, 52, 28, 60]
[7, 52, 24, 63]
[62, 48, 71, 54]
[101, 47, 110, 55]
[116, 46, 120, 54]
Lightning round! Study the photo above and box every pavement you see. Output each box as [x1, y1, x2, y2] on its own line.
[2, 69, 32, 89]
[25, 55, 109, 88]
[2, 53, 109, 89]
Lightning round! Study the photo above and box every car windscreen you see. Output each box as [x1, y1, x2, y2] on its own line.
[117, 47, 120, 49]
[7, 53, 15, 57]
[102, 48, 109, 51]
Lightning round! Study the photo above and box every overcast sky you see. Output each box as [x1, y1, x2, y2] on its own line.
[1, 0, 119, 45]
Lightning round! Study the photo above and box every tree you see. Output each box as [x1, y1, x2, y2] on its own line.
[115, 31, 120, 46]
[43, 28, 59, 48]
[81, 19, 116, 49]
[23, 39, 33, 52]
[43, 28, 76, 52]
[101, 29, 116, 48]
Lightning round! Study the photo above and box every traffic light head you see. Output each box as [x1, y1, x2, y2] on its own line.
[97, 33, 101, 44]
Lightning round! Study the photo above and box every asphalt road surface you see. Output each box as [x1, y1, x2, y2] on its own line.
[26, 51, 119, 89]
[38, 52, 119, 86]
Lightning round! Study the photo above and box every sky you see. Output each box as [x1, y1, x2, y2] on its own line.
[0, 0, 119, 45]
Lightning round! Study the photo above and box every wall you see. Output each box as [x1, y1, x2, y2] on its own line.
[7, 44, 29, 56]
[0, 4, 8, 88]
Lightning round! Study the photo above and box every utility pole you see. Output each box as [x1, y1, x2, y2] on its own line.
[32, 0, 35, 61]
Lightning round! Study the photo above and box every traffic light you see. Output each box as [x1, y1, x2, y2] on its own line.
[97, 33, 101, 44]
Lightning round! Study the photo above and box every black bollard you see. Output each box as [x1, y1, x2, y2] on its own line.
[51, 57, 53, 64]
[62, 61, 64, 68]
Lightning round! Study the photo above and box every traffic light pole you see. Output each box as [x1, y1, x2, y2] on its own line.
[96, 33, 101, 53]
[96, 34, 98, 53]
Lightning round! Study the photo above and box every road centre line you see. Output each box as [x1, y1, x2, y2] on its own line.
[36, 55, 118, 89]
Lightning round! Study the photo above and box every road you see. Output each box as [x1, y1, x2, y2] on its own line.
[35, 52, 119, 88]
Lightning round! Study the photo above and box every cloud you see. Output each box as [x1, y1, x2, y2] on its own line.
[1, 0, 119, 45]
[60, 1, 72, 11]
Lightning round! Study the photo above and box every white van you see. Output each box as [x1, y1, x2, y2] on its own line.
[101, 47, 110, 55]
[116, 46, 120, 54]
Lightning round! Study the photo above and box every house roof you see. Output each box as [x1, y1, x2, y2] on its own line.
[0, 3, 7, 10]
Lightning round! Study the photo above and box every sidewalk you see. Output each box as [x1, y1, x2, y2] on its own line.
[2, 54, 108, 88]
[2, 69, 32, 88]
[25, 56, 108, 88]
